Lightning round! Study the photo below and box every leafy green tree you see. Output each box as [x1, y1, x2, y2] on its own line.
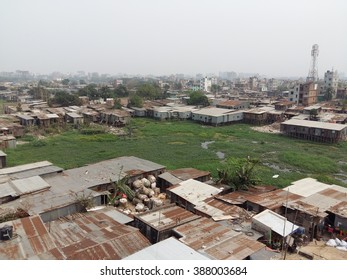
[128, 94, 143, 107]
[113, 98, 123, 109]
[211, 84, 221, 95]
[77, 84, 99, 100]
[52, 90, 81, 106]
[62, 79, 70, 85]
[217, 156, 261, 191]
[136, 83, 161, 100]
[28, 85, 49, 101]
[187, 91, 210, 106]
[108, 167, 134, 205]
[324, 87, 334, 101]
[114, 84, 129, 97]
[99, 85, 113, 101]
[309, 109, 319, 121]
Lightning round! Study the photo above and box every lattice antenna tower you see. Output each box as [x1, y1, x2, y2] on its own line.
[307, 44, 319, 82]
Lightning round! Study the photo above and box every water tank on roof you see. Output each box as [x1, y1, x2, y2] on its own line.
[0, 225, 13, 241]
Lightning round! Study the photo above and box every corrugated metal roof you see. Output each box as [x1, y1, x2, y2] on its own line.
[281, 118, 347, 131]
[173, 217, 265, 260]
[301, 193, 341, 211]
[217, 188, 302, 211]
[0, 216, 61, 260]
[195, 197, 245, 219]
[252, 209, 299, 237]
[66, 112, 82, 118]
[0, 211, 150, 260]
[284, 178, 347, 201]
[328, 201, 347, 218]
[204, 233, 265, 260]
[135, 204, 200, 231]
[169, 168, 210, 181]
[158, 172, 182, 185]
[124, 237, 211, 260]
[193, 107, 239, 117]
[168, 179, 222, 207]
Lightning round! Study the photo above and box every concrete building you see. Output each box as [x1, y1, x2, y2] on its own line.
[200, 77, 212, 92]
[324, 69, 339, 98]
[298, 82, 318, 106]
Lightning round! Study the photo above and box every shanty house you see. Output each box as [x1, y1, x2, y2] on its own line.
[133, 204, 201, 244]
[252, 209, 299, 246]
[280, 119, 347, 143]
[0, 210, 150, 260]
[192, 107, 243, 126]
[157, 168, 211, 192]
[17, 114, 35, 126]
[216, 100, 250, 110]
[173, 217, 265, 260]
[243, 106, 276, 125]
[65, 112, 84, 125]
[167, 179, 223, 213]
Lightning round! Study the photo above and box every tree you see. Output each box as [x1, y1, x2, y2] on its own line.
[324, 87, 334, 101]
[309, 109, 319, 121]
[136, 83, 161, 100]
[113, 98, 122, 109]
[114, 84, 129, 97]
[107, 167, 134, 205]
[77, 84, 99, 100]
[217, 156, 261, 191]
[211, 84, 221, 96]
[52, 90, 81, 106]
[187, 91, 210, 106]
[99, 85, 113, 101]
[28, 85, 49, 101]
[16, 102, 22, 112]
[62, 79, 70, 86]
[128, 94, 143, 108]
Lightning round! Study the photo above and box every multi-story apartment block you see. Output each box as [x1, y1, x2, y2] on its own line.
[324, 69, 338, 98]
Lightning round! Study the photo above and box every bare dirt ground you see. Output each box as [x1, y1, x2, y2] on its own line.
[286, 239, 347, 260]
[251, 122, 281, 134]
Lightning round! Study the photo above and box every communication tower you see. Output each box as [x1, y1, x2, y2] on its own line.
[307, 44, 319, 82]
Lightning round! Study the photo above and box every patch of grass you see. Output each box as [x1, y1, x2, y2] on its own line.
[5, 118, 347, 188]
[279, 151, 338, 173]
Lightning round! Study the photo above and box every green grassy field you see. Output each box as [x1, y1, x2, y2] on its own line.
[5, 118, 347, 188]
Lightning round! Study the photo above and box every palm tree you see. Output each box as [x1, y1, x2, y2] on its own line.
[217, 156, 261, 191]
[108, 167, 134, 205]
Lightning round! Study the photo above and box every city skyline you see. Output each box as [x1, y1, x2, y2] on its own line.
[1, 0, 346, 77]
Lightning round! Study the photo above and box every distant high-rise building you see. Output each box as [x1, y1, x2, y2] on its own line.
[307, 44, 319, 82]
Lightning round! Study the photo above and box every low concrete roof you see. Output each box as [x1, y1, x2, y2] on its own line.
[252, 209, 299, 237]
[124, 237, 210, 260]
[168, 179, 222, 207]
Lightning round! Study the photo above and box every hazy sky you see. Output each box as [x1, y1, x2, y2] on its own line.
[1, 0, 346, 77]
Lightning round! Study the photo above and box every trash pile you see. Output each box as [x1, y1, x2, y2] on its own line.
[325, 238, 347, 251]
[117, 175, 167, 214]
